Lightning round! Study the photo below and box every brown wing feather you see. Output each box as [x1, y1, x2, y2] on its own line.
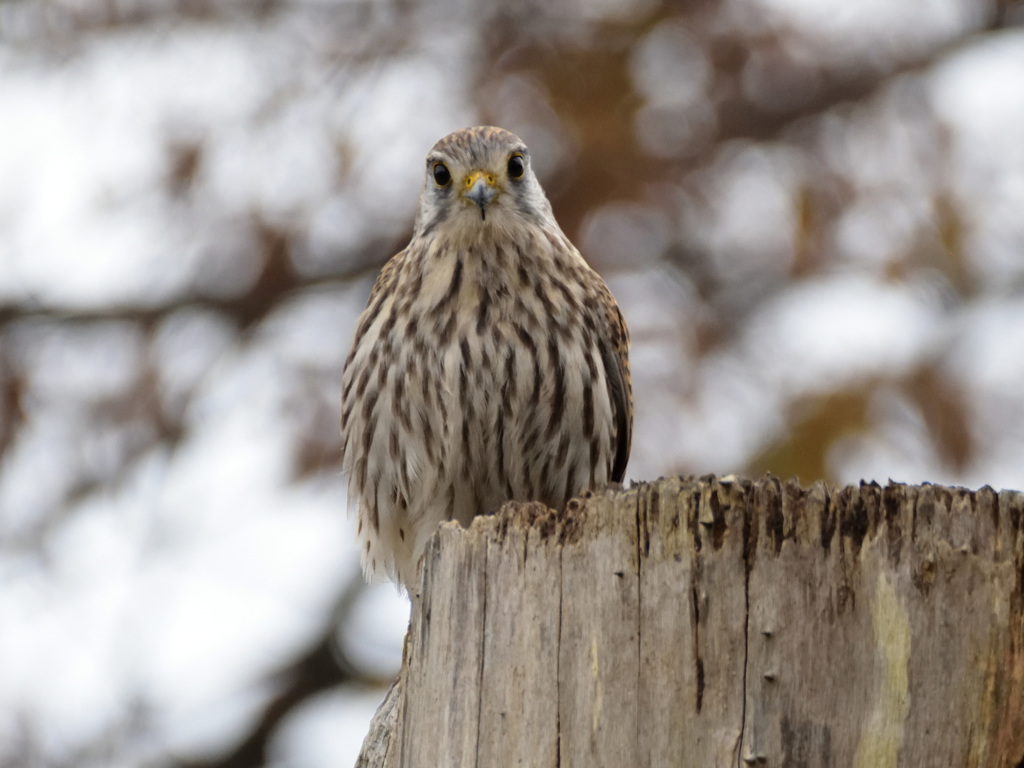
[597, 287, 632, 483]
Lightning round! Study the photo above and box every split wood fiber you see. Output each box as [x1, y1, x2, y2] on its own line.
[357, 476, 1024, 768]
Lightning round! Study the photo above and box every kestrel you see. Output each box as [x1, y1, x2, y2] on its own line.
[340, 126, 632, 587]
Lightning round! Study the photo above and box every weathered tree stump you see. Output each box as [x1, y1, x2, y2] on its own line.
[356, 476, 1024, 768]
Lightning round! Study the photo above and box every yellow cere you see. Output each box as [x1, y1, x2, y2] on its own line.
[464, 171, 496, 188]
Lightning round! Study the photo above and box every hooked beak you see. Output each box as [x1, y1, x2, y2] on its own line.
[463, 171, 498, 220]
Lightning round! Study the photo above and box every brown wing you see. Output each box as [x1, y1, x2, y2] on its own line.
[344, 250, 406, 366]
[367, 250, 404, 304]
[340, 249, 406, 448]
[597, 286, 632, 483]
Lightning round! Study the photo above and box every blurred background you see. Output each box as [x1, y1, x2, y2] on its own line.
[2, 0, 1024, 765]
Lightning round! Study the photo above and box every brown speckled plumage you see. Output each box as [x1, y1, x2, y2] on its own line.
[340, 126, 632, 587]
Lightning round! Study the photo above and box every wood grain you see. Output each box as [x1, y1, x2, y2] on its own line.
[357, 477, 1024, 768]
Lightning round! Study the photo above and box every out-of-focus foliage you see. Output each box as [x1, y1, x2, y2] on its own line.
[2, 0, 1024, 765]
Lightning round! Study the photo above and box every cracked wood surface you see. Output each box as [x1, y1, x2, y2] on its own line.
[356, 476, 1024, 768]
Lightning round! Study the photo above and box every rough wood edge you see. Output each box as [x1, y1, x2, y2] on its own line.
[355, 474, 1024, 768]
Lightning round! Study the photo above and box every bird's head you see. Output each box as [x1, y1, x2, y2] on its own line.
[412, 126, 554, 240]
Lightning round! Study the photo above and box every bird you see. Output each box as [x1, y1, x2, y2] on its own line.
[340, 126, 632, 588]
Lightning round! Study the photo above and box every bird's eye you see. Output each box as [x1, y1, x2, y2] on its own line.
[507, 153, 525, 179]
[432, 162, 452, 187]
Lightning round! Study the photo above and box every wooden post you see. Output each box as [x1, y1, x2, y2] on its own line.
[356, 476, 1024, 768]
